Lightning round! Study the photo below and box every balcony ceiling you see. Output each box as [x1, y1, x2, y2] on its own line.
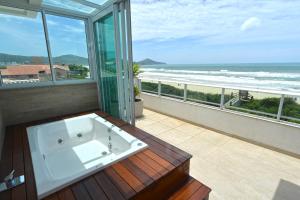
[0, 0, 113, 17]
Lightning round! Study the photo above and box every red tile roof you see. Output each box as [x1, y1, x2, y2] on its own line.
[0, 65, 68, 76]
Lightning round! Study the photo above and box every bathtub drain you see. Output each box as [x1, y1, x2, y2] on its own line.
[58, 138, 63, 144]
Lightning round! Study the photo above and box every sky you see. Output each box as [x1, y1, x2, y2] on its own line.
[0, 12, 88, 58]
[1, 0, 300, 64]
[131, 0, 300, 64]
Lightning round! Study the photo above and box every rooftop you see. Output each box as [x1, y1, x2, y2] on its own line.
[0, 65, 68, 76]
[136, 109, 300, 200]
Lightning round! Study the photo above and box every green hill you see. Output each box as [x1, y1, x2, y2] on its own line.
[0, 53, 88, 65]
[137, 58, 166, 65]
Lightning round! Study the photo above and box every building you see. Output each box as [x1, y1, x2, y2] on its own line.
[0, 65, 69, 83]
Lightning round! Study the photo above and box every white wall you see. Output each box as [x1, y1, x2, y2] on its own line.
[141, 93, 300, 157]
[0, 107, 5, 160]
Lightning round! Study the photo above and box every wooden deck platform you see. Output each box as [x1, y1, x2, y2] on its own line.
[0, 111, 211, 200]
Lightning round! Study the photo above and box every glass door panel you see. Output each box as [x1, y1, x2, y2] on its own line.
[94, 13, 120, 117]
[93, 0, 134, 124]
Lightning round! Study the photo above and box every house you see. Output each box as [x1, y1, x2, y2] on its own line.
[0, 65, 69, 83]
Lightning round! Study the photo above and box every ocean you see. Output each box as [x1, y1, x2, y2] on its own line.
[139, 63, 300, 94]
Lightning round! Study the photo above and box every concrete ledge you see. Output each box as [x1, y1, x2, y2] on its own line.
[0, 82, 99, 126]
[141, 93, 300, 158]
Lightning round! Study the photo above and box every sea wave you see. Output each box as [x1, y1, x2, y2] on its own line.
[139, 68, 300, 93]
[141, 68, 300, 79]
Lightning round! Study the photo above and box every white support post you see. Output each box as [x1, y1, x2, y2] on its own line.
[120, 1, 131, 123]
[158, 81, 161, 96]
[113, 3, 125, 121]
[125, 0, 135, 126]
[277, 94, 285, 120]
[41, 10, 56, 83]
[0, 72, 3, 86]
[137, 78, 142, 92]
[183, 84, 187, 101]
[220, 88, 225, 109]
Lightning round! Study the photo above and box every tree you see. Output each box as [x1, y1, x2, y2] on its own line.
[68, 64, 89, 79]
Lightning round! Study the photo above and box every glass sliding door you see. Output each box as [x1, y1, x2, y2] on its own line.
[93, 0, 134, 124]
[94, 13, 120, 117]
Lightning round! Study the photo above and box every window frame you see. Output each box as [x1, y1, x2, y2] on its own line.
[0, 5, 96, 90]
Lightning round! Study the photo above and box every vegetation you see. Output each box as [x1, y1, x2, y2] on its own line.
[134, 85, 140, 98]
[68, 64, 89, 79]
[141, 82, 158, 94]
[141, 82, 300, 124]
[141, 82, 231, 106]
[0, 66, 7, 69]
[133, 63, 140, 77]
[133, 63, 141, 99]
[237, 98, 280, 115]
[237, 97, 300, 120]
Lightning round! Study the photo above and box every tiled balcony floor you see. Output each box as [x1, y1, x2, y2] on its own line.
[136, 109, 300, 200]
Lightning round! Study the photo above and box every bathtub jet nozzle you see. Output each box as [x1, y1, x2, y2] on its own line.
[58, 138, 63, 144]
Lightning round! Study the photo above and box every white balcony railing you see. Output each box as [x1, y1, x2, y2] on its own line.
[138, 78, 300, 125]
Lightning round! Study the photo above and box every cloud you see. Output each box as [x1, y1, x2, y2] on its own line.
[47, 20, 58, 26]
[131, 0, 300, 43]
[63, 25, 84, 33]
[240, 17, 261, 31]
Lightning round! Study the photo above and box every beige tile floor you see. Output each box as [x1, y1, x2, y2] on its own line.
[136, 109, 300, 200]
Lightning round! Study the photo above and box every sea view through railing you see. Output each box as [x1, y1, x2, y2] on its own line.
[139, 77, 300, 125]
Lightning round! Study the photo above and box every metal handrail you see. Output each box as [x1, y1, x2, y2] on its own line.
[139, 77, 300, 124]
[139, 77, 300, 97]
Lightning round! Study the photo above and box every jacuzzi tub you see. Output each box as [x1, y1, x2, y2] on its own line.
[27, 113, 148, 199]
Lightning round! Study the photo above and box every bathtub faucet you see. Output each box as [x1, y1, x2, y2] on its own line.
[107, 125, 114, 152]
[108, 135, 112, 152]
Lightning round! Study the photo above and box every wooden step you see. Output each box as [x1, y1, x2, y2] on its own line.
[168, 177, 211, 200]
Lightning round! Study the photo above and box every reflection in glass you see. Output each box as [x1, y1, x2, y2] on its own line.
[46, 14, 90, 81]
[0, 8, 51, 84]
[42, 0, 96, 14]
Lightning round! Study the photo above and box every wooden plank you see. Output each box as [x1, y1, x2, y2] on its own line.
[143, 149, 174, 171]
[11, 126, 26, 200]
[105, 116, 128, 127]
[121, 159, 154, 186]
[0, 127, 13, 200]
[104, 167, 136, 199]
[82, 177, 108, 200]
[144, 138, 183, 166]
[149, 135, 192, 160]
[133, 161, 190, 200]
[135, 152, 168, 176]
[43, 193, 60, 200]
[128, 155, 161, 181]
[71, 183, 92, 200]
[121, 125, 149, 140]
[94, 111, 109, 118]
[21, 125, 38, 200]
[56, 188, 75, 200]
[188, 185, 211, 200]
[94, 171, 125, 200]
[112, 162, 144, 193]
[168, 179, 201, 200]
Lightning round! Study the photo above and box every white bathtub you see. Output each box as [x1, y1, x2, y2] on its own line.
[27, 113, 148, 199]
